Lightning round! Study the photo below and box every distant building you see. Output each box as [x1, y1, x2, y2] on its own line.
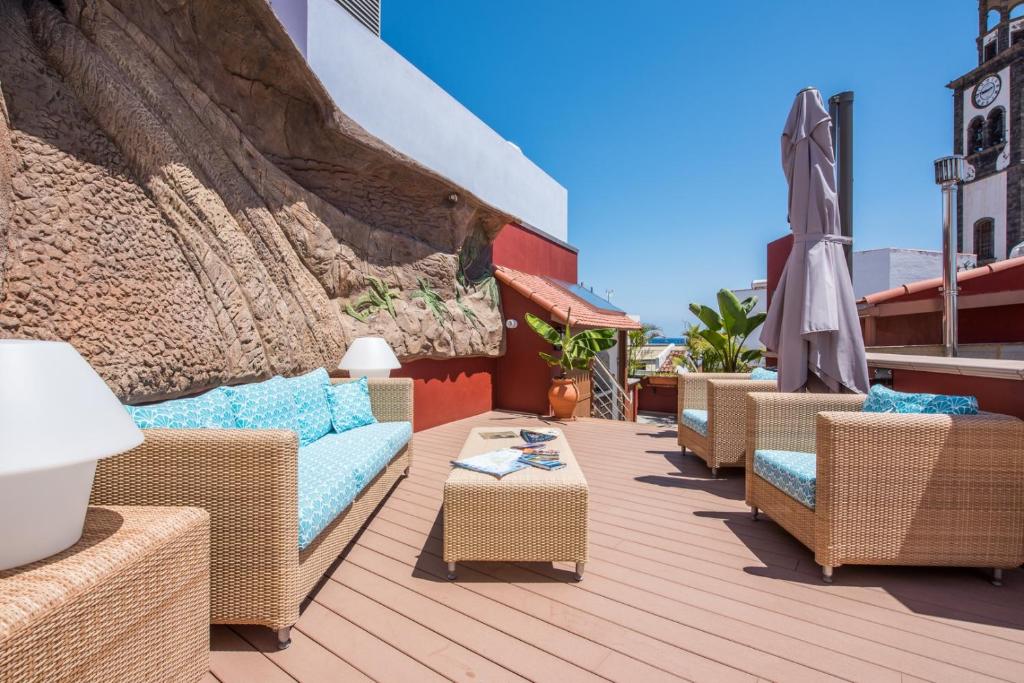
[853, 248, 975, 299]
[948, 1, 1024, 264]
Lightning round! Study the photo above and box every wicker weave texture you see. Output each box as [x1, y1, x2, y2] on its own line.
[444, 428, 588, 564]
[746, 393, 1024, 571]
[0, 506, 209, 683]
[676, 374, 774, 470]
[92, 378, 414, 630]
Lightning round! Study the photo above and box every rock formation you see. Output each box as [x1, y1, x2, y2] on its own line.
[0, 0, 510, 402]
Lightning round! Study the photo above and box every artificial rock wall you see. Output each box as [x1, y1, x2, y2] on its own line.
[0, 0, 510, 402]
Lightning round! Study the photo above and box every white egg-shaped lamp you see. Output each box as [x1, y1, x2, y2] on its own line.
[0, 340, 143, 570]
[339, 336, 401, 378]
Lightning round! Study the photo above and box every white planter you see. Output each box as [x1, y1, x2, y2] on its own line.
[0, 460, 97, 571]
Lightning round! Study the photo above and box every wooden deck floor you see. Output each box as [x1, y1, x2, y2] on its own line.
[208, 412, 1024, 682]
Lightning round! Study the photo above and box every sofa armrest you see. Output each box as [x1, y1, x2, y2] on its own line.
[746, 392, 865, 456]
[707, 379, 778, 460]
[814, 412, 1024, 567]
[678, 372, 750, 416]
[90, 429, 300, 628]
[333, 377, 413, 423]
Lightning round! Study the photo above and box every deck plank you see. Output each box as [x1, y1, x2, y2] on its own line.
[207, 412, 1024, 682]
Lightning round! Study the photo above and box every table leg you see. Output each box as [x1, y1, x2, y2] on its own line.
[574, 562, 584, 581]
[447, 562, 457, 580]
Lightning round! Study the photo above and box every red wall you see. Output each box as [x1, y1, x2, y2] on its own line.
[492, 223, 578, 282]
[637, 378, 678, 414]
[891, 370, 1024, 420]
[766, 234, 793, 308]
[393, 357, 496, 431]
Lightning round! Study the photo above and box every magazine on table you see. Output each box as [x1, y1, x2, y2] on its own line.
[520, 428, 559, 444]
[451, 449, 529, 478]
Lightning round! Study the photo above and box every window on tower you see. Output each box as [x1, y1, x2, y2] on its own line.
[985, 39, 999, 61]
[987, 107, 1006, 145]
[988, 9, 1002, 31]
[968, 117, 986, 153]
[974, 218, 996, 263]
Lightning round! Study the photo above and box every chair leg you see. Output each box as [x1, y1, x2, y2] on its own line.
[710, 467, 718, 479]
[402, 466, 410, 477]
[574, 562, 585, 582]
[821, 565, 834, 584]
[276, 626, 292, 650]
[751, 506, 759, 521]
[447, 562, 457, 581]
[992, 568, 1004, 587]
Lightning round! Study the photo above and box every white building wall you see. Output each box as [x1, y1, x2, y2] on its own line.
[853, 248, 975, 299]
[962, 172, 1008, 259]
[268, 0, 569, 242]
[732, 281, 767, 348]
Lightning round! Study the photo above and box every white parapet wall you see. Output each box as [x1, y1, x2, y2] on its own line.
[269, 0, 569, 242]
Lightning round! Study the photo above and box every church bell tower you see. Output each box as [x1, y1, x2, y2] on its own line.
[948, 1, 1024, 264]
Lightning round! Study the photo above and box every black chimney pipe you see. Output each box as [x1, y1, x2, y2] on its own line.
[829, 91, 854, 274]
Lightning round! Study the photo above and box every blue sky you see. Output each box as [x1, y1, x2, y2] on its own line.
[383, 1, 977, 334]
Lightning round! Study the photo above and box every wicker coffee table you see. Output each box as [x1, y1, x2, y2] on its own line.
[443, 427, 588, 581]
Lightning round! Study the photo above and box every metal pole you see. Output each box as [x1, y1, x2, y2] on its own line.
[830, 92, 855, 274]
[934, 156, 965, 357]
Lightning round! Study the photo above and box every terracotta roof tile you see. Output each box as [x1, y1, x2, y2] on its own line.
[859, 255, 1024, 306]
[494, 266, 641, 330]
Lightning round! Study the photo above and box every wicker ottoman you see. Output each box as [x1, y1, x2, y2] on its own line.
[0, 506, 210, 683]
[443, 427, 588, 580]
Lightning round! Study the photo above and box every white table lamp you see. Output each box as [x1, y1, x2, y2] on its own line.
[0, 340, 144, 570]
[339, 336, 401, 378]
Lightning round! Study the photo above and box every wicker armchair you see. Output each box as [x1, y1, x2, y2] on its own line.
[90, 378, 413, 648]
[746, 391, 1024, 584]
[676, 373, 777, 476]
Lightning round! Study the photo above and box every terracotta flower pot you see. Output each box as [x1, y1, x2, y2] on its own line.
[548, 377, 579, 420]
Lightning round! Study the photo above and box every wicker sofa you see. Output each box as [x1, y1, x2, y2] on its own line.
[677, 372, 778, 477]
[90, 377, 412, 648]
[745, 391, 1024, 584]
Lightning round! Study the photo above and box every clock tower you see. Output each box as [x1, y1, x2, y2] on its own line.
[948, 0, 1024, 264]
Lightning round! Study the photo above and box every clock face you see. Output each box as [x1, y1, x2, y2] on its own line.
[973, 75, 1002, 108]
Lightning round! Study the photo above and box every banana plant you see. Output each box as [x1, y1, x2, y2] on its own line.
[525, 309, 617, 377]
[345, 275, 399, 322]
[687, 289, 766, 372]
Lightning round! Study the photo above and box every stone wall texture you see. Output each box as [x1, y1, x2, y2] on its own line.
[0, 0, 510, 402]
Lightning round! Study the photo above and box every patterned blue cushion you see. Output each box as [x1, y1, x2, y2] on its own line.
[326, 378, 377, 433]
[284, 368, 333, 446]
[750, 368, 778, 381]
[224, 376, 301, 432]
[861, 384, 979, 415]
[297, 421, 412, 549]
[125, 388, 235, 429]
[754, 450, 817, 509]
[681, 409, 708, 436]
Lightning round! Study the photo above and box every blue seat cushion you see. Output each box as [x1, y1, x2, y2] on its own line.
[861, 384, 979, 415]
[297, 421, 412, 549]
[224, 376, 301, 432]
[750, 367, 778, 381]
[753, 450, 817, 509]
[681, 409, 708, 436]
[326, 377, 377, 433]
[284, 368, 333, 446]
[125, 387, 235, 429]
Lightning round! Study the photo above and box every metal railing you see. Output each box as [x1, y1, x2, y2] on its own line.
[589, 355, 634, 421]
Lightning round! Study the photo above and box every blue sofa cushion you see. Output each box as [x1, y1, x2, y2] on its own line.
[326, 377, 377, 433]
[750, 367, 778, 381]
[224, 376, 300, 432]
[753, 449, 817, 509]
[125, 388, 235, 429]
[285, 368, 333, 446]
[297, 421, 412, 549]
[861, 384, 979, 415]
[681, 409, 708, 436]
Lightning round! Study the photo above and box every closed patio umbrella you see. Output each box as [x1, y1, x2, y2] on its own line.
[760, 87, 869, 393]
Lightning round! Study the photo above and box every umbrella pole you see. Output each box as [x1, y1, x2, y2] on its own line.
[934, 156, 966, 358]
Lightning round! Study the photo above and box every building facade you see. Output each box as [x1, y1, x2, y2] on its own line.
[949, 1, 1024, 264]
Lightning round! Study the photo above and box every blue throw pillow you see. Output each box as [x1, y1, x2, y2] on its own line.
[125, 387, 235, 429]
[861, 384, 979, 415]
[224, 376, 302, 432]
[750, 368, 778, 381]
[284, 368, 333, 445]
[326, 378, 377, 433]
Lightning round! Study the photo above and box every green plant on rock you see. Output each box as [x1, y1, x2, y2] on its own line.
[686, 289, 766, 373]
[525, 309, 617, 377]
[455, 285, 481, 329]
[411, 278, 451, 327]
[345, 275, 399, 322]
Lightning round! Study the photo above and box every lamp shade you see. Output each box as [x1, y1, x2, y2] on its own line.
[0, 340, 143, 476]
[338, 336, 401, 378]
